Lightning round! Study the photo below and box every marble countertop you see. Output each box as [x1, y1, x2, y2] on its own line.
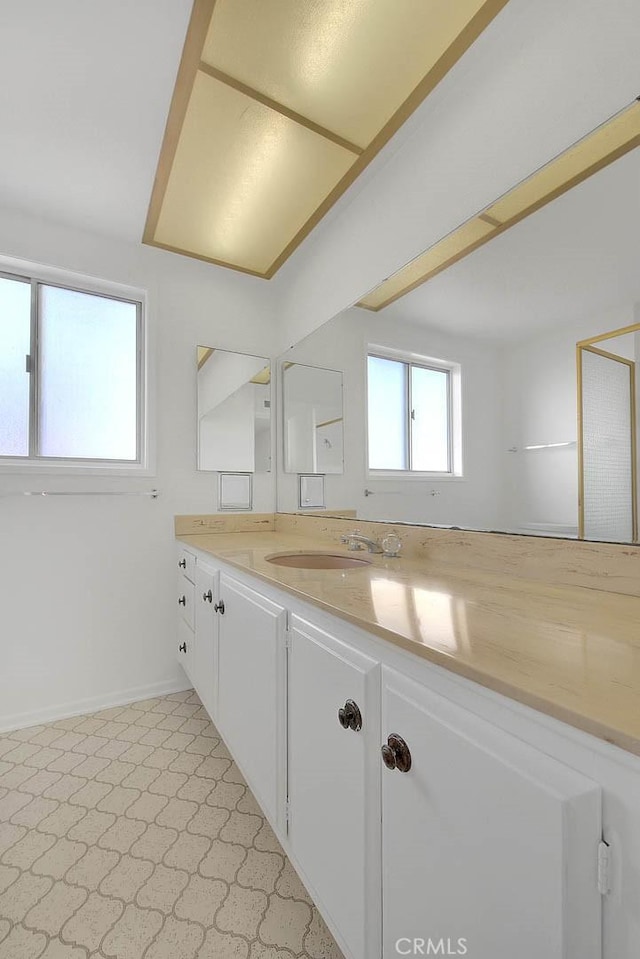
[177, 530, 640, 757]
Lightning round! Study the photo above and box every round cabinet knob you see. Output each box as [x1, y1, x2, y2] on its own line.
[381, 733, 412, 773]
[178, 642, 187, 653]
[337, 699, 362, 732]
[178, 558, 186, 569]
[178, 596, 186, 606]
[202, 589, 213, 603]
[214, 600, 225, 615]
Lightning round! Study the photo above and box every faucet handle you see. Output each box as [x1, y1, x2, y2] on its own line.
[381, 532, 402, 558]
[341, 529, 364, 551]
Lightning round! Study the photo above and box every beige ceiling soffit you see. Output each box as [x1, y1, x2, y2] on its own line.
[264, 0, 511, 278]
[478, 212, 502, 227]
[198, 62, 363, 156]
[358, 99, 640, 311]
[197, 346, 214, 369]
[316, 417, 343, 429]
[250, 366, 271, 385]
[146, 238, 267, 279]
[143, 0, 217, 249]
[143, 0, 509, 277]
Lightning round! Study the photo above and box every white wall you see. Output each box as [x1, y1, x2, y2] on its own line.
[277, 308, 503, 530]
[500, 301, 638, 534]
[0, 206, 278, 729]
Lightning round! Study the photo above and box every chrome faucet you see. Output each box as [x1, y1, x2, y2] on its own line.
[340, 531, 384, 554]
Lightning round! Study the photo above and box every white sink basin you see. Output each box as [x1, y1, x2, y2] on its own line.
[265, 552, 372, 570]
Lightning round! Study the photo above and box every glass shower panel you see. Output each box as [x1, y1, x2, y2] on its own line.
[581, 348, 633, 541]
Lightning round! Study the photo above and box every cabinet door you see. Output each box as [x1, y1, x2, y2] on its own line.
[194, 561, 219, 720]
[381, 668, 602, 959]
[288, 616, 381, 959]
[217, 573, 286, 825]
[177, 572, 195, 630]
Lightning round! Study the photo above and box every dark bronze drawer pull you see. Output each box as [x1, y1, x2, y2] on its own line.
[338, 699, 362, 732]
[381, 733, 412, 772]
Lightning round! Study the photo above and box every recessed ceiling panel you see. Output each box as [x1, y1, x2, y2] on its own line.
[153, 72, 355, 275]
[360, 218, 495, 309]
[485, 101, 640, 224]
[144, 0, 509, 276]
[359, 100, 640, 310]
[202, 0, 498, 148]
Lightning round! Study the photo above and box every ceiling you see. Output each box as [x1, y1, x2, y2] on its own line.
[373, 146, 640, 343]
[143, 0, 508, 277]
[0, 1, 193, 242]
[0, 0, 637, 346]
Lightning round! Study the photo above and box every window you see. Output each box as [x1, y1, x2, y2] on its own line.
[367, 353, 455, 473]
[0, 270, 143, 466]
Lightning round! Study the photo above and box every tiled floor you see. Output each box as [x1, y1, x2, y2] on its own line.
[0, 691, 344, 959]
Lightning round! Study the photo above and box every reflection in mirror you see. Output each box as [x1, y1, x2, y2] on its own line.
[197, 347, 271, 472]
[275, 144, 640, 543]
[282, 363, 344, 474]
[578, 327, 639, 542]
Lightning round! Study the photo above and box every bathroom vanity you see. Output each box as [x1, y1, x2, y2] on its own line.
[176, 514, 640, 959]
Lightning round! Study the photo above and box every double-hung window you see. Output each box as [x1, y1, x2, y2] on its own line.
[367, 353, 457, 473]
[0, 270, 143, 466]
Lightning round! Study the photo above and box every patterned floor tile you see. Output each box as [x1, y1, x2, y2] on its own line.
[0, 872, 53, 922]
[0, 923, 47, 958]
[23, 881, 87, 936]
[0, 692, 344, 959]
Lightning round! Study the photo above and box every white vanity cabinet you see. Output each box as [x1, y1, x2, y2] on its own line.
[176, 547, 640, 959]
[215, 572, 287, 826]
[287, 616, 381, 959]
[381, 667, 602, 959]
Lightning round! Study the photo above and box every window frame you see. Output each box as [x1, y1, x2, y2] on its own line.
[0, 263, 149, 475]
[366, 348, 462, 478]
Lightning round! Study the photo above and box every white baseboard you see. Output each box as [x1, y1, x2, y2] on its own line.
[0, 676, 193, 734]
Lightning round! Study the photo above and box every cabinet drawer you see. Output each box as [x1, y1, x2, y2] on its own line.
[177, 574, 195, 630]
[176, 546, 196, 584]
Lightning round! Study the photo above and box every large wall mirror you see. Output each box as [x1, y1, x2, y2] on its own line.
[275, 138, 640, 543]
[282, 362, 344, 474]
[197, 347, 271, 472]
